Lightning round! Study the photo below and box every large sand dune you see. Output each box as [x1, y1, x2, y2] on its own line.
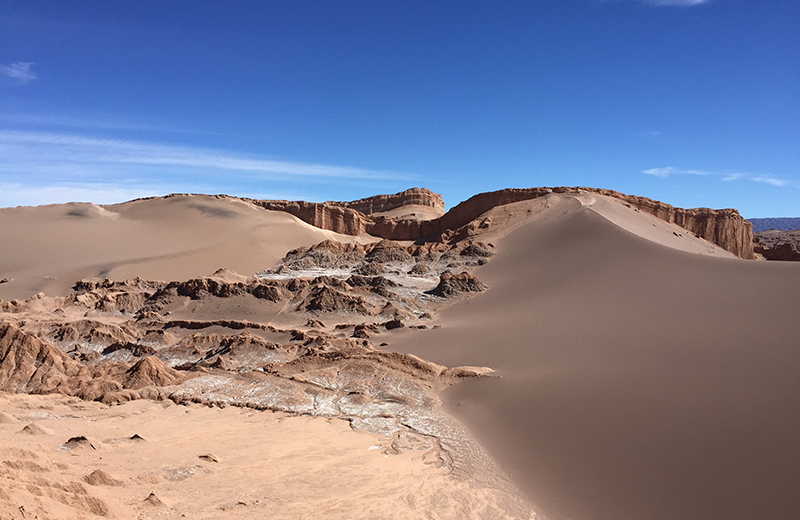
[0, 194, 371, 300]
[389, 195, 800, 520]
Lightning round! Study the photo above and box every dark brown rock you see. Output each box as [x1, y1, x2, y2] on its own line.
[429, 272, 488, 298]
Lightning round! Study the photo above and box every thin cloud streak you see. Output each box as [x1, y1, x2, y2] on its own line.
[0, 130, 407, 181]
[0, 112, 254, 139]
[643, 166, 792, 188]
[751, 176, 788, 187]
[642, 167, 710, 178]
[598, 0, 710, 7]
[0, 62, 37, 85]
[646, 0, 708, 6]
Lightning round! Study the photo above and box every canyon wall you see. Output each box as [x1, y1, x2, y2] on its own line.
[335, 187, 445, 215]
[249, 187, 755, 259]
[589, 188, 755, 260]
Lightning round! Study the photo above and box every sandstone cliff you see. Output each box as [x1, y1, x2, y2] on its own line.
[249, 187, 755, 259]
[587, 188, 755, 260]
[335, 187, 445, 215]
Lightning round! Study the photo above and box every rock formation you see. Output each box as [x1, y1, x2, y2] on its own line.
[430, 272, 488, 298]
[589, 188, 755, 260]
[0, 229, 494, 417]
[0, 323, 83, 394]
[247, 187, 755, 259]
[754, 229, 800, 261]
[334, 187, 445, 215]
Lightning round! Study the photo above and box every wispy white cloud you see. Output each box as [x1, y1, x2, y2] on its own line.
[751, 176, 788, 187]
[643, 166, 793, 188]
[0, 112, 246, 138]
[599, 0, 710, 6]
[0, 130, 412, 207]
[0, 130, 404, 180]
[642, 166, 710, 178]
[645, 0, 709, 6]
[0, 62, 37, 85]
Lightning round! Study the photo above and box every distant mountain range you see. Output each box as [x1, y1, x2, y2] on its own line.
[748, 218, 800, 233]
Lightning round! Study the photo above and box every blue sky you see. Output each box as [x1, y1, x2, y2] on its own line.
[1, 0, 797, 217]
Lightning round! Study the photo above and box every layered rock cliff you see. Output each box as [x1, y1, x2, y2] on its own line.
[588, 188, 755, 260]
[249, 187, 755, 259]
[335, 187, 445, 215]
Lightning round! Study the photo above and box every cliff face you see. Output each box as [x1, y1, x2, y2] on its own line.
[336, 187, 445, 215]
[249, 187, 755, 259]
[588, 188, 755, 260]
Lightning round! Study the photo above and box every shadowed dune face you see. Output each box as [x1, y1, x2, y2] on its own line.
[389, 204, 800, 520]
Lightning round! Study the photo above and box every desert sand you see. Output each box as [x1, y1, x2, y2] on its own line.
[389, 195, 800, 520]
[2, 187, 798, 520]
[0, 194, 373, 301]
[0, 392, 530, 519]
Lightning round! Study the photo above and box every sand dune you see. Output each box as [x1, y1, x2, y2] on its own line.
[0, 194, 371, 300]
[388, 196, 800, 520]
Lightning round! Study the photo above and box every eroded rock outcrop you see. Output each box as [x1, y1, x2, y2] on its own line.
[755, 241, 800, 261]
[336, 187, 445, 215]
[248, 187, 755, 259]
[754, 229, 800, 261]
[0, 323, 83, 393]
[123, 356, 184, 389]
[430, 272, 488, 298]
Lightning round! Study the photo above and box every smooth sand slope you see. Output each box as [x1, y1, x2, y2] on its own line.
[390, 196, 800, 520]
[0, 194, 370, 300]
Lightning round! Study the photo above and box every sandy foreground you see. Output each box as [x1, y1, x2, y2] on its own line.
[0, 392, 532, 520]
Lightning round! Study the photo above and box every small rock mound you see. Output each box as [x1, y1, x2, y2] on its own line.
[460, 242, 494, 257]
[123, 356, 183, 389]
[63, 435, 96, 450]
[198, 453, 220, 463]
[19, 422, 52, 435]
[300, 285, 371, 314]
[429, 272, 488, 297]
[84, 469, 123, 486]
[143, 492, 164, 507]
[366, 240, 413, 263]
